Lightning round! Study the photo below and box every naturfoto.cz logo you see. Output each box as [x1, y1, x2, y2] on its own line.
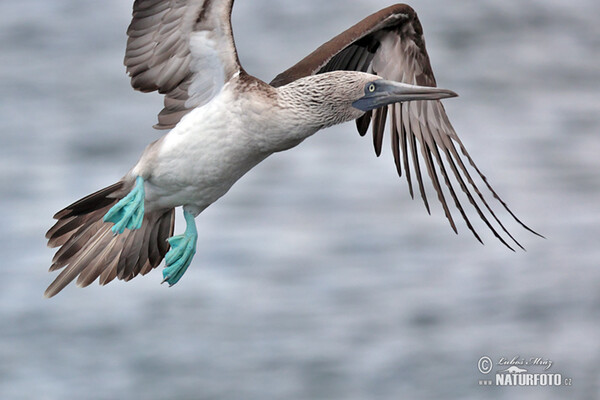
[477, 356, 573, 387]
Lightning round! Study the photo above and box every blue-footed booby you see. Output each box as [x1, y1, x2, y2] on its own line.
[45, 1, 539, 297]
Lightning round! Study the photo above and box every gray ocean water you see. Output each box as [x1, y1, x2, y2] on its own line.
[1, 0, 599, 399]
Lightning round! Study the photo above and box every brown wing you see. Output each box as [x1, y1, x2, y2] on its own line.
[125, 0, 239, 129]
[271, 4, 540, 249]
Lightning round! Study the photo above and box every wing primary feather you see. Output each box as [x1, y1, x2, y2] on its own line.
[410, 103, 456, 231]
[356, 111, 372, 137]
[404, 103, 430, 213]
[429, 105, 524, 249]
[436, 111, 542, 238]
[390, 105, 402, 178]
[422, 142, 457, 233]
[446, 135, 525, 249]
[438, 136, 519, 250]
[372, 106, 387, 157]
[422, 120, 489, 245]
[428, 140, 488, 245]
[398, 103, 414, 198]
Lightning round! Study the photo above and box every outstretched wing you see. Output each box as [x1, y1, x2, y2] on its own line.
[125, 0, 239, 129]
[271, 4, 540, 249]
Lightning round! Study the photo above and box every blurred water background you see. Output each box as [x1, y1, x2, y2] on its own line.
[1, 0, 599, 399]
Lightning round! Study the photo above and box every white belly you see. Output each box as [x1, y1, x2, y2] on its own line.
[132, 81, 321, 215]
[138, 90, 270, 214]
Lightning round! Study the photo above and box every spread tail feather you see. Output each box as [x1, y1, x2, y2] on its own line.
[45, 181, 175, 298]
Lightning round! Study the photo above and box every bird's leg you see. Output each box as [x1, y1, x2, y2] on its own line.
[162, 209, 198, 286]
[103, 176, 145, 234]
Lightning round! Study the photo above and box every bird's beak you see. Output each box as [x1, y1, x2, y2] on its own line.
[352, 80, 458, 112]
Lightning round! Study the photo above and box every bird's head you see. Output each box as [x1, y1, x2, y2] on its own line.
[351, 74, 458, 112]
[277, 71, 457, 129]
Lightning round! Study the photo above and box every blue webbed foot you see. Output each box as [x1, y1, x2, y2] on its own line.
[162, 210, 198, 286]
[103, 176, 145, 234]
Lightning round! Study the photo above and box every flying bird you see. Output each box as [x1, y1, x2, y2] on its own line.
[45, 1, 539, 297]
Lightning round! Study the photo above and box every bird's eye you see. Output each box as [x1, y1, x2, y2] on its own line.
[368, 83, 376, 93]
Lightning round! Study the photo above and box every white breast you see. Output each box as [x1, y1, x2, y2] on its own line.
[139, 85, 269, 214]
[134, 78, 323, 215]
